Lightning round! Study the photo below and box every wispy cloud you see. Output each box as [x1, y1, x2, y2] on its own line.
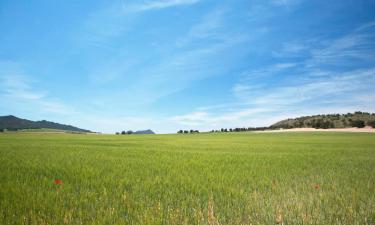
[170, 22, 375, 131]
[176, 9, 225, 46]
[251, 68, 375, 106]
[169, 70, 375, 130]
[271, 0, 304, 8]
[106, 9, 253, 105]
[235, 23, 375, 107]
[129, 0, 200, 12]
[0, 61, 75, 116]
[245, 63, 296, 77]
[302, 22, 375, 67]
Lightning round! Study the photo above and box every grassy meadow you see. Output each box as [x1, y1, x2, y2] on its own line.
[0, 132, 374, 224]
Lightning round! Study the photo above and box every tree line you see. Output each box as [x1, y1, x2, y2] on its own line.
[116, 130, 134, 135]
[176, 127, 269, 134]
[176, 111, 375, 134]
[177, 130, 199, 134]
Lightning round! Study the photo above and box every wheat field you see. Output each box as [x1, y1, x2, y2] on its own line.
[0, 132, 374, 224]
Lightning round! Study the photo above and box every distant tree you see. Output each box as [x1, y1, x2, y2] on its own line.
[0, 128, 3, 132]
[351, 120, 365, 128]
[177, 130, 183, 134]
[312, 119, 323, 129]
[115, 132, 120, 135]
[321, 121, 334, 129]
[184, 130, 189, 134]
[127, 130, 133, 134]
[295, 121, 304, 128]
[229, 128, 233, 132]
[121, 131, 126, 135]
[368, 121, 375, 128]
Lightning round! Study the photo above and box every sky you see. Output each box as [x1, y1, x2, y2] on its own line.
[1, 0, 375, 133]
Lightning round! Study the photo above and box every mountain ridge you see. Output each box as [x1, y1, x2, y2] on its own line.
[0, 115, 91, 133]
[133, 129, 155, 134]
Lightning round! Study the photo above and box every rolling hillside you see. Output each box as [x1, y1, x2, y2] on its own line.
[271, 112, 375, 129]
[0, 115, 91, 133]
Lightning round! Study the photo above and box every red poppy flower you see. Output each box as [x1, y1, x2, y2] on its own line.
[54, 179, 62, 185]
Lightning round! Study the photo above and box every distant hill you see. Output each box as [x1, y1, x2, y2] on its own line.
[270, 112, 375, 129]
[134, 129, 155, 134]
[0, 115, 91, 133]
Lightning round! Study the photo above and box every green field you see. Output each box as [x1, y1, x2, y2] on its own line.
[0, 132, 374, 224]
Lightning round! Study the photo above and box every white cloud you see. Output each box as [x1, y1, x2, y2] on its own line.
[0, 61, 76, 116]
[176, 9, 225, 46]
[252, 68, 375, 106]
[177, 23, 375, 131]
[240, 62, 297, 79]
[129, 0, 200, 12]
[300, 24, 375, 67]
[271, 0, 303, 7]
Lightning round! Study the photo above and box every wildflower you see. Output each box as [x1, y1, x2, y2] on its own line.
[54, 179, 62, 185]
[314, 184, 320, 190]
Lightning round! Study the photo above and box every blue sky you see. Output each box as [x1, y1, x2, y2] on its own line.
[1, 0, 375, 133]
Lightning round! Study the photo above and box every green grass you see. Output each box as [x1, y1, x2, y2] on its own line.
[0, 132, 374, 224]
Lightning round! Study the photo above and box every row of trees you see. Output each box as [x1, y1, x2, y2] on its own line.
[310, 119, 370, 129]
[368, 121, 375, 128]
[274, 119, 375, 129]
[115, 130, 134, 135]
[352, 120, 366, 128]
[176, 120, 375, 134]
[210, 127, 269, 133]
[0, 128, 20, 132]
[177, 130, 199, 134]
[177, 127, 268, 134]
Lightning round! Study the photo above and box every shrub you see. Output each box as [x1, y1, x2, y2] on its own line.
[367, 121, 375, 128]
[351, 120, 365, 128]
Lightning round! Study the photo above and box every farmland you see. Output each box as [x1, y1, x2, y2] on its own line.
[0, 132, 375, 224]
